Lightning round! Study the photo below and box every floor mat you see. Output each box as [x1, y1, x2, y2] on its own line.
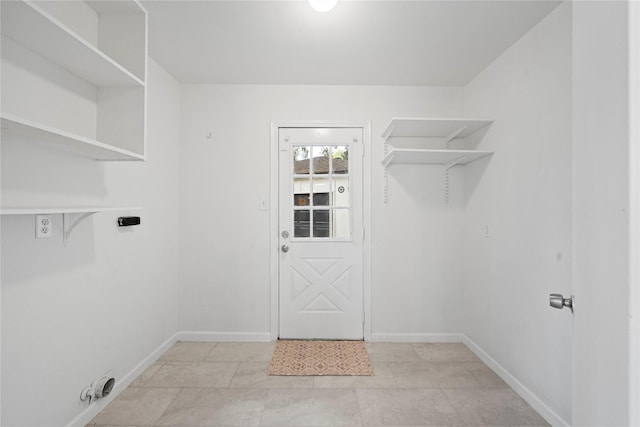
[268, 340, 374, 376]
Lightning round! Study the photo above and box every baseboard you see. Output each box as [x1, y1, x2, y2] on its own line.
[177, 330, 272, 342]
[462, 335, 570, 427]
[370, 333, 465, 343]
[66, 332, 179, 427]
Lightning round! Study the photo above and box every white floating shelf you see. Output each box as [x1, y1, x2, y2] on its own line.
[382, 148, 493, 168]
[382, 118, 493, 140]
[1, 0, 144, 87]
[1, 207, 141, 243]
[1, 114, 145, 161]
[0, 207, 140, 215]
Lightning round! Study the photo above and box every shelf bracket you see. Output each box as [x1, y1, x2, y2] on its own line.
[383, 142, 389, 203]
[443, 155, 468, 204]
[444, 155, 468, 170]
[63, 211, 98, 244]
[382, 124, 397, 141]
[444, 168, 450, 204]
[445, 125, 467, 148]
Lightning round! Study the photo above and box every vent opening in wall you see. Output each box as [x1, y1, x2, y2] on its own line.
[80, 376, 116, 403]
[95, 377, 115, 398]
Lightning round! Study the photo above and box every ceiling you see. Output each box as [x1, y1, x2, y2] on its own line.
[142, 0, 561, 86]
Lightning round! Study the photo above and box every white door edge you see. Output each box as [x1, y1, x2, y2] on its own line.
[628, 1, 640, 423]
[269, 121, 372, 342]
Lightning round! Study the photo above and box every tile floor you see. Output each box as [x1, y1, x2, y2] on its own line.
[86, 341, 550, 427]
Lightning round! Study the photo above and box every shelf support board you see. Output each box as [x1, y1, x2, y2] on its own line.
[63, 211, 98, 244]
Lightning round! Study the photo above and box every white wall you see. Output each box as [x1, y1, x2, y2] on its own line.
[178, 85, 468, 338]
[462, 2, 572, 425]
[572, 1, 631, 425]
[0, 59, 181, 426]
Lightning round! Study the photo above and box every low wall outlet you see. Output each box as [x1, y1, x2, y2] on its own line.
[35, 215, 52, 239]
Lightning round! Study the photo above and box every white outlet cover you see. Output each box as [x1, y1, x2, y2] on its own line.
[36, 215, 52, 239]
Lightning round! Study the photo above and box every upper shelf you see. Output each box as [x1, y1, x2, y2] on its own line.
[1, 114, 145, 161]
[1, 206, 141, 243]
[0, 206, 140, 215]
[1, 0, 144, 87]
[382, 118, 493, 141]
[382, 148, 493, 168]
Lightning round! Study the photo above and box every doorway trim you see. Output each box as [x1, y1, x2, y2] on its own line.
[269, 121, 372, 341]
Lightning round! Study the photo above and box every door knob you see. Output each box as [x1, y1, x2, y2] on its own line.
[281, 244, 289, 253]
[549, 293, 574, 313]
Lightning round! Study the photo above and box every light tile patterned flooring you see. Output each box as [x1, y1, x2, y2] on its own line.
[86, 341, 549, 427]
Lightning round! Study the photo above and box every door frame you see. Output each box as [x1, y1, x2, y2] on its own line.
[269, 121, 372, 341]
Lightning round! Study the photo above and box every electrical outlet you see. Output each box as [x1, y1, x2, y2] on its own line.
[35, 215, 52, 239]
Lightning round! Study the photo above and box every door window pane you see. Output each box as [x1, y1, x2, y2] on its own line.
[333, 209, 350, 239]
[313, 192, 330, 206]
[294, 210, 310, 237]
[312, 146, 330, 174]
[294, 194, 310, 207]
[332, 145, 349, 174]
[293, 146, 310, 175]
[313, 210, 330, 238]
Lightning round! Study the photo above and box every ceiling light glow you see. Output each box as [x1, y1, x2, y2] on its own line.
[308, 0, 338, 13]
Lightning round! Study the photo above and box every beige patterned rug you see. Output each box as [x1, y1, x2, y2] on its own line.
[268, 340, 373, 376]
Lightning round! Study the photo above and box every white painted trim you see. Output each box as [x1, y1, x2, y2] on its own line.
[270, 122, 280, 341]
[362, 122, 373, 342]
[371, 333, 465, 343]
[463, 336, 570, 427]
[177, 331, 272, 342]
[66, 332, 179, 427]
[628, 0, 640, 424]
[269, 121, 372, 342]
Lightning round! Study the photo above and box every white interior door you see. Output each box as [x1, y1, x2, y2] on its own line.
[278, 127, 364, 340]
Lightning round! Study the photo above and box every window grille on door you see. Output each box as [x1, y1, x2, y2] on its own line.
[292, 145, 351, 239]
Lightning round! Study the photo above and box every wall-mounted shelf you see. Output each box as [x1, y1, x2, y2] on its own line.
[382, 117, 493, 141]
[0, 206, 140, 215]
[1, 114, 145, 161]
[0, 206, 141, 243]
[382, 148, 494, 169]
[1, 0, 144, 87]
[381, 117, 494, 203]
[1, 0, 147, 160]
